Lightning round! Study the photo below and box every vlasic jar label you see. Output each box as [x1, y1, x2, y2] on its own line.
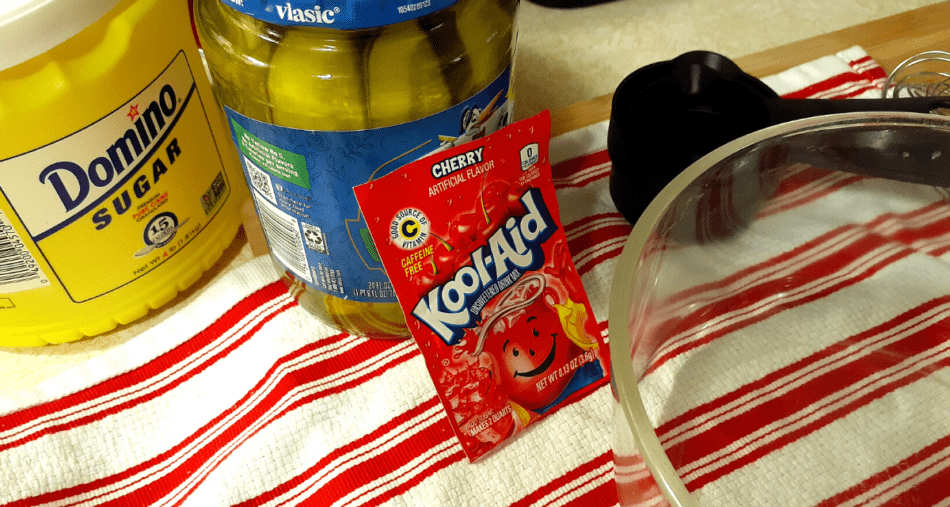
[0, 52, 233, 302]
[228, 68, 512, 303]
[221, 0, 459, 29]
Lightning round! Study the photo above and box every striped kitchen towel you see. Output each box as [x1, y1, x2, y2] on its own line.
[2, 45, 936, 507]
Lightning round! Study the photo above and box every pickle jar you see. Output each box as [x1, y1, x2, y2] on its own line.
[193, 0, 519, 338]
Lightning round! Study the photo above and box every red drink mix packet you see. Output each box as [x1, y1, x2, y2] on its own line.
[353, 111, 609, 462]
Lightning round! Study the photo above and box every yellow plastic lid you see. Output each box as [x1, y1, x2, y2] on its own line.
[0, 0, 122, 71]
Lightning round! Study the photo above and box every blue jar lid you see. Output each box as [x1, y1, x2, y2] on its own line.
[222, 0, 460, 30]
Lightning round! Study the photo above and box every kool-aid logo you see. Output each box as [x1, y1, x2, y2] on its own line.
[38, 84, 179, 216]
[411, 188, 556, 344]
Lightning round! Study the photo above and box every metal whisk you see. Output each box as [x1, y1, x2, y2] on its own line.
[883, 50, 950, 99]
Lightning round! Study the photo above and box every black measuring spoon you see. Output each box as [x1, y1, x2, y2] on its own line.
[607, 50, 950, 224]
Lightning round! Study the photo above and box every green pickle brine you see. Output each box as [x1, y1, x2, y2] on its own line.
[194, 0, 519, 338]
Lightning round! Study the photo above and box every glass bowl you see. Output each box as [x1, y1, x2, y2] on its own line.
[610, 112, 950, 506]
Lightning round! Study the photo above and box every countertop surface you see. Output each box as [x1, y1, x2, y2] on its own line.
[514, 0, 943, 119]
[1, 0, 948, 396]
[5, 7, 950, 501]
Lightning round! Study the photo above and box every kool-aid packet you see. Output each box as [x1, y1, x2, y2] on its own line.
[353, 111, 609, 461]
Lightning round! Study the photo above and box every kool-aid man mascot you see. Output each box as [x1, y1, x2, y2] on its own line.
[474, 273, 604, 423]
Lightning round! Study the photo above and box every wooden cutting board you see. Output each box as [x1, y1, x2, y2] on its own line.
[550, 2, 950, 137]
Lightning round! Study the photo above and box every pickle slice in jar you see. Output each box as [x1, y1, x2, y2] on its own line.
[267, 27, 371, 131]
[194, 0, 280, 122]
[416, 9, 479, 104]
[454, 0, 516, 90]
[266, 26, 414, 337]
[366, 22, 454, 128]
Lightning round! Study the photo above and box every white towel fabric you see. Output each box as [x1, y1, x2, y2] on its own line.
[3, 45, 940, 507]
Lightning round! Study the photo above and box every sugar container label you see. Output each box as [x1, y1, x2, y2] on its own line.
[0, 52, 232, 302]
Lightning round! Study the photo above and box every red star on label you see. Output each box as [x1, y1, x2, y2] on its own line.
[127, 104, 139, 121]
